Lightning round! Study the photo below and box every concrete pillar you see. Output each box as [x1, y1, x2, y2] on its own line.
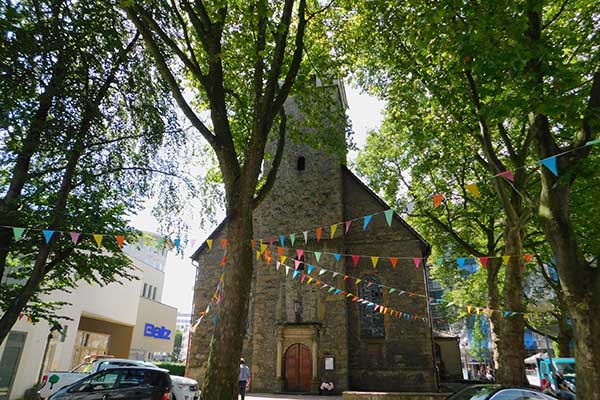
[311, 338, 318, 379]
[276, 337, 283, 378]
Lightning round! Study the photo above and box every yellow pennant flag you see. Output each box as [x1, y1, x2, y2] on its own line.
[93, 234, 103, 247]
[206, 239, 213, 250]
[371, 256, 379, 268]
[467, 306, 473, 314]
[346, 293, 353, 298]
[476, 307, 481, 315]
[355, 278, 362, 285]
[465, 183, 481, 198]
[280, 255, 287, 263]
[307, 277, 314, 284]
[256, 250, 261, 260]
[502, 255, 510, 265]
[260, 243, 268, 253]
[330, 224, 337, 239]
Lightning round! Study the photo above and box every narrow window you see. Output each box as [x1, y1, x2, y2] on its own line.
[359, 275, 385, 337]
[143, 283, 147, 298]
[297, 156, 305, 171]
[152, 287, 157, 300]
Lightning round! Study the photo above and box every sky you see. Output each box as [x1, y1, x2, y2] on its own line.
[130, 84, 386, 314]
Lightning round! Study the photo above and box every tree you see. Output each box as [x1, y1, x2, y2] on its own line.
[0, 0, 184, 344]
[121, 1, 335, 397]
[342, 1, 599, 390]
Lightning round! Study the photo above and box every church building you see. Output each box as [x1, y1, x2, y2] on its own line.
[188, 81, 437, 393]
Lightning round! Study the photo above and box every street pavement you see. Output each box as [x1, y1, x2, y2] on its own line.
[246, 395, 341, 399]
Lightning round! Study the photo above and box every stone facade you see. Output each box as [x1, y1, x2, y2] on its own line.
[187, 83, 437, 393]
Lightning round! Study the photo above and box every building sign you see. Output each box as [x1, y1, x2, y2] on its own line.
[144, 323, 171, 340]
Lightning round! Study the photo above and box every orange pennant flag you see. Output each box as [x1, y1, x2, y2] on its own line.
[277, 246, 284, 256]
[115, 235, 125, 248]
[433, 193, 444, 208]
[316, 227, 323, 242]
[221, 239, 227, 249]
[251, 240, 255, 249]
[465, 183, 481, 198]
[523, 254, 533, 263]
[220, 255, 227, 266]
[389, 257, 399, 268]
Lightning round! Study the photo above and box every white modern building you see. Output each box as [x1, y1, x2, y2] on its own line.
[0, 233, 177, 400]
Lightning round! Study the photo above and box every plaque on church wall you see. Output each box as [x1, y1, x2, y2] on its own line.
[325, 356, 335, 370]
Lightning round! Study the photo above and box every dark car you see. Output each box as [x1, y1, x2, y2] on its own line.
[48, 367, 171, 400]
[448, 384, 558, 400]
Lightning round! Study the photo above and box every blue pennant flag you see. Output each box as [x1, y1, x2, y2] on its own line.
[279, 235, 285, 247]
[334, 289, 341, 295]
[456, 258, 466, 269]
[333, 253, 341, 262]
[42, 230, 55, 244]
[307, 264, 314, 274]
[540, 156, 558, 176]
[213, 314, 218, 326]
[503, 311, 510, 317]
[174, 238, 181, 251]
[292, 270, 300, 279]
[363, 215, 373, 230]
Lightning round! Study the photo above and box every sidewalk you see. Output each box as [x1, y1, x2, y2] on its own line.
[247, 395, 342, 400]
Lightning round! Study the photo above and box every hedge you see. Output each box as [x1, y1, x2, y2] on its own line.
[155, 362, 186, 376]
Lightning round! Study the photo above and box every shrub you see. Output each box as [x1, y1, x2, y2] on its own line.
[155, 362, 186, 376]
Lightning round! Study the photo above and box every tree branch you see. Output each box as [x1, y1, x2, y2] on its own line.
[542, 0, 570, 30]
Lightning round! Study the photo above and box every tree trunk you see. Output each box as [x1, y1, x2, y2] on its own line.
[200, 196, 254, 400]
[556, 318, 572, 358]
[495, 224, 527, 386]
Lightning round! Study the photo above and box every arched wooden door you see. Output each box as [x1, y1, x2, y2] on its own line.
[284, 343, 312, 392]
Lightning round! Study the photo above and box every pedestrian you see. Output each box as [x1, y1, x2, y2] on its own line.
[239, 358, 251, 400]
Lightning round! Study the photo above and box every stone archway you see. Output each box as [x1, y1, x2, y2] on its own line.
[284, 343, 312, 392]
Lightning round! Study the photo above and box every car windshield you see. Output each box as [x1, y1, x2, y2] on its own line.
[555, 362, 576, 376]
[447, 385, 500, 400]
[71, 363, 94, 373]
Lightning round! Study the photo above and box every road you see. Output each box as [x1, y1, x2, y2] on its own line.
[246, 395, 341, 399]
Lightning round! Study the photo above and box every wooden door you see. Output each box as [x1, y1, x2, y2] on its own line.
[284, 343, 312, 392]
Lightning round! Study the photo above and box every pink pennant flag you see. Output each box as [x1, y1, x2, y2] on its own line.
[479, 257, 489, 268]
[301, 274, 306, 283]
[352, 255, 360, 267]
[191, 239, 197, 248]
[413, 257, 422, 269]
[389, 257, 399, 268]
[294, 259, 301, 270]
[269, 236, 274, 247]
[495, 170, 514, 182]
[344, 220, 352, 234]
[69, 232, 81, 244]
[296, 249, 304, 259]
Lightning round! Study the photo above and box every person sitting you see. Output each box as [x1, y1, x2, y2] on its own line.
[319, 381, 334, 395]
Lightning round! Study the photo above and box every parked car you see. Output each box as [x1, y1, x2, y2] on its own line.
[39, 358, 198, 400]
[447, 384, 558, 400]
[48, 366, 171, 400]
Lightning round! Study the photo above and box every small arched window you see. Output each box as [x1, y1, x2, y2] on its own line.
[358, 275, 385, 337]
[297, 156, 305, 171]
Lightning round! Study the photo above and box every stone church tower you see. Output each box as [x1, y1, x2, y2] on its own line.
[188, 81, 437, 393]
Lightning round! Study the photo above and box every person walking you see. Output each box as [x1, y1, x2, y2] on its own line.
[239, 358, 251, 400]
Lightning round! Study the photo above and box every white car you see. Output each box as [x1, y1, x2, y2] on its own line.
[39, 358, 199, 400]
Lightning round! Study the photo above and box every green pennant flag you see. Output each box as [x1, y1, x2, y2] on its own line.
[586, 138, 600, 146]
[314, 251, 321, 262]
[384, 209, 394, 226]
[12, 227, 26, 241]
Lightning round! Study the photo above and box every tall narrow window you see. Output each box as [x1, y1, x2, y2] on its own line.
[297, 156, 305, 171]
[358, 275, 385, 337]
[152, 287, 157, 300]
[143, 283, 148, 298]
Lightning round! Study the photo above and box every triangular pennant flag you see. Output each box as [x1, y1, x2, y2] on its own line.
[301, 274, 306, 283]
[289, 234, 296, 246]
[115, 235, 125, 248]
[42, 230, 55, 244]
[12, 227, 25, 241]
[586, 138, 600, 146]
[346, 293, 353, 298]
[333, 253, 341, 262]
[315, 227, 323, 242]
[293, 270, 300, 279]
[384, 209, 394, 226]
[345, 220, 352, 234]
[479, 257, 489, 268]
[221, 239, 227, 249]
[503, 311, 510, 317]
[413, 257, 422, 268]
[314, 252, 322, 262]
[256, 250, 261, 260]
[93, 234, 103, 247]
[355, 278, 362, 285]
[328, 287, 335, 292]
[294, 259, 301, 270]
[435, 257, 444, 266]
[307, 277, 314, 284]
[374, 304, 380, 311]
[465, 183, 481, 198]
[367, 281, 373, 287]
[330, 224, 337, 239]
[251, 239, 255, 249]
[523, 254, 533, 263]
[220, 255, 227, 266]
[389, 288, 397, 294]
[467, 306, 473, 314]
[389, 257, 398, 268]
[371, 256, 379, 268]
[269, 236, 274, 247]
[279, 235, 285, 247]
[303, 231, 308, 244]
[69, 232, 81, 244]
[540, 156, 558, 176]
[352, 255, 360, 267]
[456, 258, 466, 268]
[433, 193, 444, 209]
[191, 239, 197, 248]
[332, 271, 340, 278]
[476, 307, 481, 315]
[334, 289, 341, 295]
[495, 170, 514, 182]
[261, 243, 268, 253]
[363, 215, 373, 230]
[174, 238, 181, 251]
[276, 261, 281, 270]
[343, 275, 349, 281]
[319, 268, 328, 276]
[280, 255, 287, 263]
[277, 246, 284, 256]
[206, 239, 213, 249]
[307, 264, 315, 274]
[502, 255, 510, 265]
[285, 265, 291, 275]
[296, 249, 304, 259]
